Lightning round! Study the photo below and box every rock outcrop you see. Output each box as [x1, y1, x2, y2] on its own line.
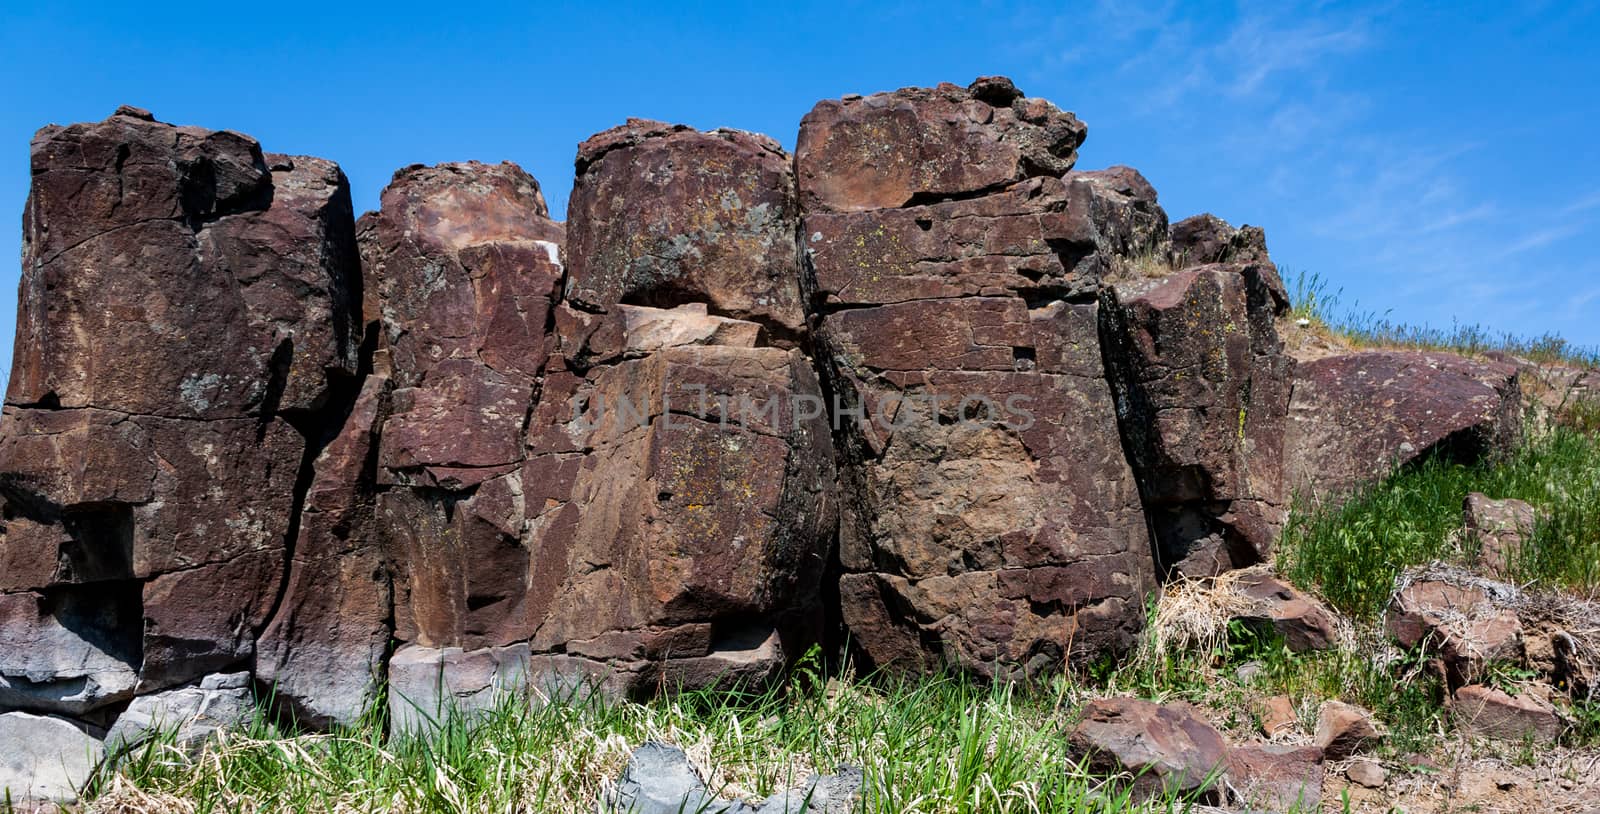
[1100, 260, 1294, 577]
[0, 79, 1544, 797]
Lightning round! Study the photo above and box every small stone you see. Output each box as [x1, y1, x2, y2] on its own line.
[1258, 694, 1298, 737]
[1345, 758, 1386, 788]
[112, 104, 155, 120]
[1454, 684, 1564, 741]
[104, 672, 252, 756]
[1314, 701, 1381, 760]
[1463, 493, 1536, 576]
[604, 742, 751, 814]
[1235, 661, 1266, 684]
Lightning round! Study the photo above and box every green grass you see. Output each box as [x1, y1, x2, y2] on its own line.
[1287, 270, 1600, 369]
[1279, 425, 1600, 620]
[79, 657, 1222, 814]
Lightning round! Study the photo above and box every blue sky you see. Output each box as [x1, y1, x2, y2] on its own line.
[2, 1, 1597, 388]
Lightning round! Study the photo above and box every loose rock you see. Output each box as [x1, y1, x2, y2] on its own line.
[1229, 741, 1323, 810]
[1067, 697, 1230, 800]
[1315, 700, 1381, 760]
[1454, 684, 1565, 741]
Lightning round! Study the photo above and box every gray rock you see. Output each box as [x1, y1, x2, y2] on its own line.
[0, 711, 105, 803]
[605, 743, 863, 814]
[606, 742, 753, 814]
[104, 671, 253, 756]
[388, 643, 533, 737]
[1345, 758, 1386, 789]
[0, 592, 139, 715]
[754, 766, 864, 814]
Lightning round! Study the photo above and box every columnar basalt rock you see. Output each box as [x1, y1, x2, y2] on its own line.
[1100, 251, 1295, 577]
[0, 81, 1556, 795]
[255, 374, 394, 727]
[362, 126, 836, 707]
[0, 108, 363, 715]
[564, 120, 807, 342]
[800, 78, 1156, 678]
[517, 120, 836, 696]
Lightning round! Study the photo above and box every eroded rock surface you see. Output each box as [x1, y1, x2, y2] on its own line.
[0, 109, 363, 712]
[0, 711, 103, 803]
[0, 82, 1565, 795]
[1101, 258, 1293, 577]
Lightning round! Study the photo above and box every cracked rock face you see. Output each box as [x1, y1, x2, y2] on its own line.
[1100, 260, 1294, 577]
[0, 80, 1545, 774]
[361, 140, 835, 704]
[0, 108, 364, 711]
[801, 79, 1155, 678]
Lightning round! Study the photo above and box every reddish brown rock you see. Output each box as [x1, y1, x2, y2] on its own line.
[564, 120, 805, 340]
[796, 78, 1086, 213]
[1229, 741, 1324, 810]
[361, 149, 837, 701]
[1169, 213, 1272, 266]
[0, 110, 363, 708]
[516, 343, 836, 689]
[1233, 571, 1339, 652]
[1101, 258, 1293, 576]
[1285, 351, 1522, 500]
[1315, 700, 1381, 760]
[1387, 579, 1523, 683]
[1454, 684, 1564, 741]
[1258, 694, 1299, 737]
[256, 375, 394, 728]
[357, 161, 562, 653]
[1067, 698, 1230, 800]
[802, 79, 1156, 678]
[1065, 167, 1170, 264]
[1464, 493, 1536, 576]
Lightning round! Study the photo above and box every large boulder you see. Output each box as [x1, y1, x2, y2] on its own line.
[0, 108, 363, 709]
[1285, 351, 1522, 500]
[1066, 698, 1230, 801]
[802, 78, 1156, 677]
[1100, 254, 1294, 577]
